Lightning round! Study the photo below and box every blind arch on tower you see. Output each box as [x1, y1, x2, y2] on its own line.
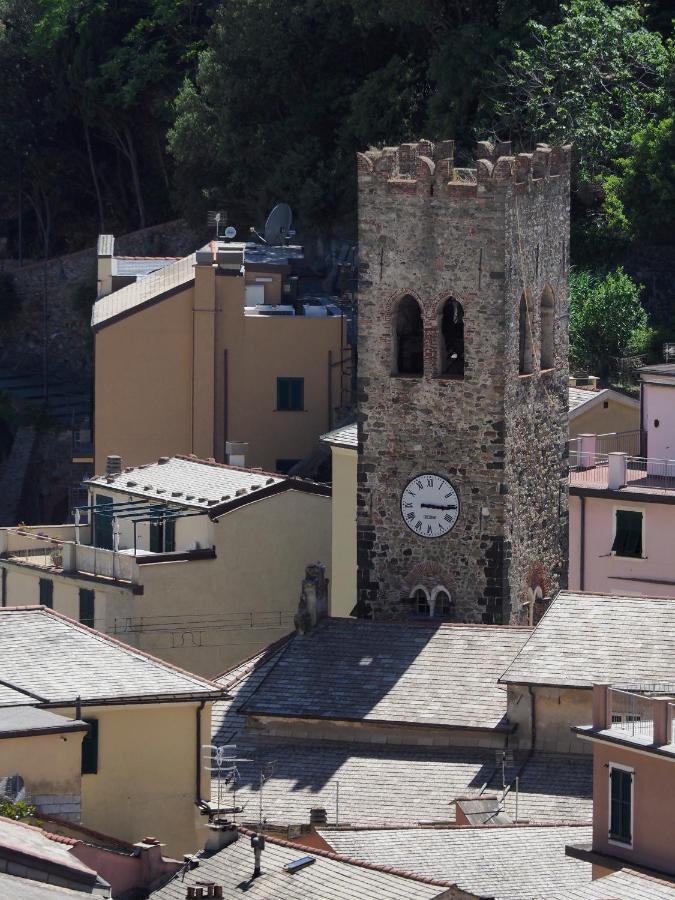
[540, 285, 555, 370]
[519, 293, 533, 375]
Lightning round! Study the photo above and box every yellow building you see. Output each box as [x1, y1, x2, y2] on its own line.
[0, 455, 331, 677]
[320, 424, 357, 618]
[0, 606, 223, 858]
[93, 237, 351, 474]
[568, 384, 639, 441]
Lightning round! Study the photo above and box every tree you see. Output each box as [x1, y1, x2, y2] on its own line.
[486, 0, 672, 182]
[569, 267, 650, 375]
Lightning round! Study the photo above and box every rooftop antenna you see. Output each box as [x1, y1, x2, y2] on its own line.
[207, 210, 228, 240]
[250, 203, 295, 246]
[224, 226, 237, 241]
[258, 761, 276, 829]
[203, 744, 251, 823]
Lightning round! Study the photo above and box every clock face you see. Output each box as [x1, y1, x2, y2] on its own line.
[400, 473, 460, 539]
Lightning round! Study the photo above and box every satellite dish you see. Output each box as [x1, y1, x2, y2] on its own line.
[264, 203, 293, 245]
[224, 226, 237, 240]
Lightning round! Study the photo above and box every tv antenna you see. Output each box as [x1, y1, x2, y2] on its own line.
[203, 743, 251, 823]
[224, 226, 237, 241]
[207, 210, 228, 240]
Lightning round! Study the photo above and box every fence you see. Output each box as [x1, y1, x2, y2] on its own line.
[596, 430, 641, 457]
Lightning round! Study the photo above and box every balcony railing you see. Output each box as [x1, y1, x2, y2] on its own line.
[568, 433, 675, 493]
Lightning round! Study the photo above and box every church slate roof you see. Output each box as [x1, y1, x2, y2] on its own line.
[320, 824, 594, 900]
[238, 618, 531, 731]
[320, 422, 357, 449]
[550, 867, 675, 899]
[499, 592, 675, 688]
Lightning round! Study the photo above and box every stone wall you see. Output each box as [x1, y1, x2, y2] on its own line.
[356, 139, 570, 623]
[0, 219, 198, 379]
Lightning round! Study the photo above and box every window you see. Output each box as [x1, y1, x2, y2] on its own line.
[433, 589, 452, 618]
[612, 509, 643, 558]
[79, 589, 95, 628]
[393, 295, 423, 376]
[81, 719, 99, 775]
[94, 493, 113, 549]
[276, 459, 300, 474]
[39, 578, 53, 609]
[277, 378, 304, 411]
[438, 299, 464, 377]
[540, 287, 554, 370]
[149, 517, 176, 553]
[609, 765, 633, 845]
[519, 293, 533, 375]
[410, 586, 430, 616]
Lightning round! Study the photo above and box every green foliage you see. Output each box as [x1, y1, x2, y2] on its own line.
[0, 271, 20, 323]
[569, 267, 648, 375]
[486, 0, 673, 182]
[0, 798, 36, 820]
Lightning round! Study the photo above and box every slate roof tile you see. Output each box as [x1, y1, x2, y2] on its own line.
[320, 824, 594, 899]
[500, 592, 675, 688]
[550, 867, 675, 899]
[240, 619, 531, 730]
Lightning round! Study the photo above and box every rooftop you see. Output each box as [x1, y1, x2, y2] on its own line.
[568, 386, 598, 411]
[320, 422, 357, 449]
[86, 455, 285, 511]
[0, 707, 88, 738]
[0, 607, 224, 706]
[210, 643, 592, 827]
[320, 824, 594, 900]
[639, 363, 675, 379]
[567, 386, 638, 415]
[112, 256, 179, 278]
[550, 866, 675, 898]
[237, 618, 531, 731]
[500, 592, 675, 688]
[150, 828, 447, 900]
[0, 872, 98, 898]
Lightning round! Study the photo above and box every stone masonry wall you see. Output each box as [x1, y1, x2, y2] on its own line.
[0, 219, 197, 379]
[356, 139, 570, 623]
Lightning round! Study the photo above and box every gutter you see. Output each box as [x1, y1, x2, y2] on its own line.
[580, 495, 586, 591]
[196, 700, 206, 804]
[40, 690, 226, 710]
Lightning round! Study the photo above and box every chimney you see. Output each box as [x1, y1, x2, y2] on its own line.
[106, 455, 122, 476]
[225, 441, 248, 467]
[97, 234, 115, 298]
[294, 563, 329, 634]
[309, 807, 327, 829]
[204, 822, 238, 854]
[186, 885, 223, 899]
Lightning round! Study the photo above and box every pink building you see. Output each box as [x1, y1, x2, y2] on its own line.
[567, 683, 675, 893]
[569, 364, 675, 597]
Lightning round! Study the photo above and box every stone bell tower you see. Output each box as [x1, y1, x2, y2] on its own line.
[356, 138, 571, 624]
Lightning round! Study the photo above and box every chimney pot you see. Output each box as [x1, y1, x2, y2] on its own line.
[309, 806, 328, 826]
[106, 455, 122, 476]
[226, 441, 248, 467]
[158, 456, 170, 464]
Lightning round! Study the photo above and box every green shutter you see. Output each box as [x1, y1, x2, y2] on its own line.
[39, 579, 53, 609]
[610, 768, 632, 843]
[79, 589, 95, 628]
[81, 719, 99, 775]
[164, 518, 175, 553]
[291, 378, 304, 410]
[612, 510, 643, 558]
[94, 494, 113, 549]
[149, 520, 161, 553]
[277, 378, 304, 411]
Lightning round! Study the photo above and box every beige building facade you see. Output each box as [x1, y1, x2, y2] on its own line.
[321, 424, 357, 617]
[93, 241, 350, 474]
[0, 457, 331, 677]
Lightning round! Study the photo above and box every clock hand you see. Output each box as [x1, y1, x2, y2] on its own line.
[421, 503, 457, 510]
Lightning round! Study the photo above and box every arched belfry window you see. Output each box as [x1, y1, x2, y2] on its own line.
[519, 293, 533, 375]
[540, 287, 554, 370]
[438, 298, 464, 377]
[393, 295, 423, 376]
[431, 587, 453, 618]
[410, 585, 430, 616]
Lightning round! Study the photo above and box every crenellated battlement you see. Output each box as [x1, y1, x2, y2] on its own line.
[357, 138, 572, 196]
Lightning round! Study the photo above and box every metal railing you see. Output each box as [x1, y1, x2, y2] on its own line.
[625, 456, 675, 490]
[568, 452, 610, 485]
[596, 430, 641, 457]
[609, 689, 654, 741]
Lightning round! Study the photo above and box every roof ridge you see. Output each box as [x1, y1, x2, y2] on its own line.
[214, 632, 295, 685]
[235, 826, 457, 888]
[0, 673, 49, 704]
[321, 617, 531, 631]
[28, 607, 224, 695]
[173, 454, 284, 482]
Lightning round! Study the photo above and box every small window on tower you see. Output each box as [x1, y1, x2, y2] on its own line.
[410, 586, 430, 616]
[393, 295, 423, 376]
[438, 298, 464, 377]
[433, 589, 452, 618]
[519, 293, 533, 375]
[540, 286, 554, 370]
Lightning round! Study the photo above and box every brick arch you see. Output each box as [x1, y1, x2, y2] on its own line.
[425, 290, 473, 321]
[384, 289, 425, 318]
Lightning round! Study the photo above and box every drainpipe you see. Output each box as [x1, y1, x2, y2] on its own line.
[196, 700, 206, 803]
[579, 495, 586, 591]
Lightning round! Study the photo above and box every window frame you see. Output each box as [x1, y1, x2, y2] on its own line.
[39, 578, 53, 609]
[409, 584, 430, 617]
[81, 718, 99, 776]
[611, 506, 645, 560]
[78, 588, 95, 628]
[276, 377, 305, 412]
[608, 762, 634, 848]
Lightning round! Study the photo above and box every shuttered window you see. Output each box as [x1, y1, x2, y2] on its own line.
[81, 719, 99, 775]
[609, 766, 632, 844]
[611, 510, 643, 558]
[79, 589, 95, 628]
[39, 579, 53, 609]
[277, 378, 304, 411]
